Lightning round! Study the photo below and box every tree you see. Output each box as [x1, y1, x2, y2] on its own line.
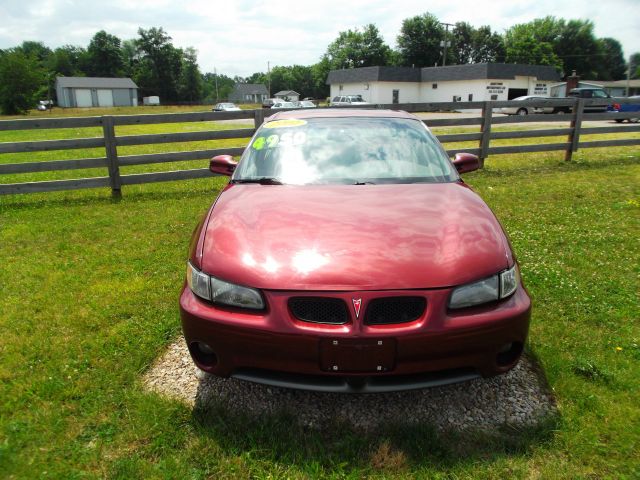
[202, 72, 235, 102]
[0, 49, 46, 114]
[471, 26, 505, 63]
[449, 23, 504, 65]
[178, 47, 202, 102]
[554, 20, 599, 78]
[396, 13, 444, 67]
[48, 45, 85, 77]
[311, 57, 332, 98]
[504, 17, 563, 70]
[631, 53, 640, 79]
[324, 24, 394, 69]
[16, 41, 52, 66]
[451, 22, 474, 65]
[121, 39, 140, 77]
[135, 27, 183, 101]
[86, 30, 124, 77]
[595, 38, 626, 80]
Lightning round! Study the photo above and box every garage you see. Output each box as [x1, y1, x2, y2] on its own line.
[75, 89, 93, 107]
[55, 77, 138, 108]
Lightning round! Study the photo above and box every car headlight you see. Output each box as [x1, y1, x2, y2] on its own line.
[449, 265, 519, 309]
[186, 262, 265, 310]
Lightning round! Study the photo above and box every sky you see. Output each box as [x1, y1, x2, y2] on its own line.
[0, 0, 638, 78]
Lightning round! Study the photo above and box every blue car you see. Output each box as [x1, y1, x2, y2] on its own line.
[608, 95, 640, 123]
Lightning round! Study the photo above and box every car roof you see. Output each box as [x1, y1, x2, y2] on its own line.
[266, 109, 418, 121]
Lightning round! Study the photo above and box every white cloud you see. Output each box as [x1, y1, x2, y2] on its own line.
[0, 0, 637, 77]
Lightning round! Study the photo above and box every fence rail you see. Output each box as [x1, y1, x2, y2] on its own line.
[1, 97, 639, 195]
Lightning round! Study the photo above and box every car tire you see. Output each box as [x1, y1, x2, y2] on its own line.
[516, 108, 528, 116]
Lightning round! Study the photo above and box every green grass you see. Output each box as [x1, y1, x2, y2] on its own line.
[0, 113, 639, 478]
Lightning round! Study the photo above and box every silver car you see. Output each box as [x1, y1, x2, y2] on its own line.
[499, 96, 554, 116]
[330, 95, 369, 107]
[271, 101, 297, 109]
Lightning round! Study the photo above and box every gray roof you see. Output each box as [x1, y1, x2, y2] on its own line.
[274, 90, 299, 96]
[327, 66, 421, 84]
[232, 83, 269, 95]
[420, 63, 561, 82]
[56, 76, 138, 89]
[327, 63, 561, 85]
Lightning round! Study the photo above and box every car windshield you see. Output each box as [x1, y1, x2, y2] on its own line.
[348, 95, 365, 102]
[233, 117, 456, 185]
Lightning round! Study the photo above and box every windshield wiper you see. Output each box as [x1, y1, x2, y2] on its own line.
[232, 177, 284, 185]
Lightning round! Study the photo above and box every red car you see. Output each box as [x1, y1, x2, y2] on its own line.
[180, 109, 531, 393]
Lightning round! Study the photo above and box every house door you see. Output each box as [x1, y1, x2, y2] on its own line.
[75, 89, 92, 107]
[97, 89, 114, 107]
[392, 90, 399, 104]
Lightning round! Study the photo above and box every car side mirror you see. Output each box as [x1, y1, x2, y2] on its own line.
[452, 153, 480, 174]
[210, 155, 238, 176]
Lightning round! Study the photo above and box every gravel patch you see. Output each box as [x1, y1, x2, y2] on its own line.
[144, 338, 557, 432]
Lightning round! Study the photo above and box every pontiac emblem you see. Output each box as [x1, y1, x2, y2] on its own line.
[352, 298, 362, 318]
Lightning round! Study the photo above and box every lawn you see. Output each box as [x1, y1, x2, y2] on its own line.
[0, 110, 639, 478]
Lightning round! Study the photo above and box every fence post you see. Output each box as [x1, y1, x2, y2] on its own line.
[102, 116, 122, 194]
[479, 101, 493, 167]
[254, 109, 264, 130]
[565, 98, 584, 162]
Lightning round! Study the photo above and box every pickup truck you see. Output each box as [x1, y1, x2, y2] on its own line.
[563, 87, 612, 113]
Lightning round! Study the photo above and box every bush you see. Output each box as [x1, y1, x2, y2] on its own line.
[0, 49, 45, 115]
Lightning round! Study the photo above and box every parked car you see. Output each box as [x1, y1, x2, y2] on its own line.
[213, 103, 241, 112]
[330, 95, 369, 106]
[262, 98, 279, 108]
[270, 101, 297, 109]
[293, 100, 317, 108]
[36, 100, 53, 111]
[608, 95, 640, 123]
[180, 109, 531, 393]
[567, 87, 612, 112]
[498, 95, 554, 115]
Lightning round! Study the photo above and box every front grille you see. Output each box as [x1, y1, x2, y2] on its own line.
[289, 297, 349, 324]
[364, 297, 426, 325]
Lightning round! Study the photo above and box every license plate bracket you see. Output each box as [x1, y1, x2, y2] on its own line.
[320, 338, 396, 373]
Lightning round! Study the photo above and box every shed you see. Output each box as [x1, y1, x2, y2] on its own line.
[229, 84, 269, 104]
[274, 90, 300, 102]
[55, 77, 138, 108]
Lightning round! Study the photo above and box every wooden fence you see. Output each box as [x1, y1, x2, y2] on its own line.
[1, 97, 639, 195]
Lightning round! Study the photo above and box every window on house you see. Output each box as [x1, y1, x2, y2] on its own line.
[432, 83, 438, 89]
[468, 94, 473, 101]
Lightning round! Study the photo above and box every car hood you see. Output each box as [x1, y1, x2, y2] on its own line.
[199, 183, 511, 291]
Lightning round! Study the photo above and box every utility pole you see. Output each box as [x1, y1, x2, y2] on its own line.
[439, 22, 454, 67]
[214, 67, 219, 102]
[267, 61, 271, 98]
[626, 55, 632, 97]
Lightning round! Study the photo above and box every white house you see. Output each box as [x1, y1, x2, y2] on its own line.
[55, 77, 138, 108]
[274, 90, 300, 102]
[327, 64, 561, 105]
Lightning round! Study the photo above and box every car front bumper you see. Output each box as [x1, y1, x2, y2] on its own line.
[179, 285, 531, 392]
